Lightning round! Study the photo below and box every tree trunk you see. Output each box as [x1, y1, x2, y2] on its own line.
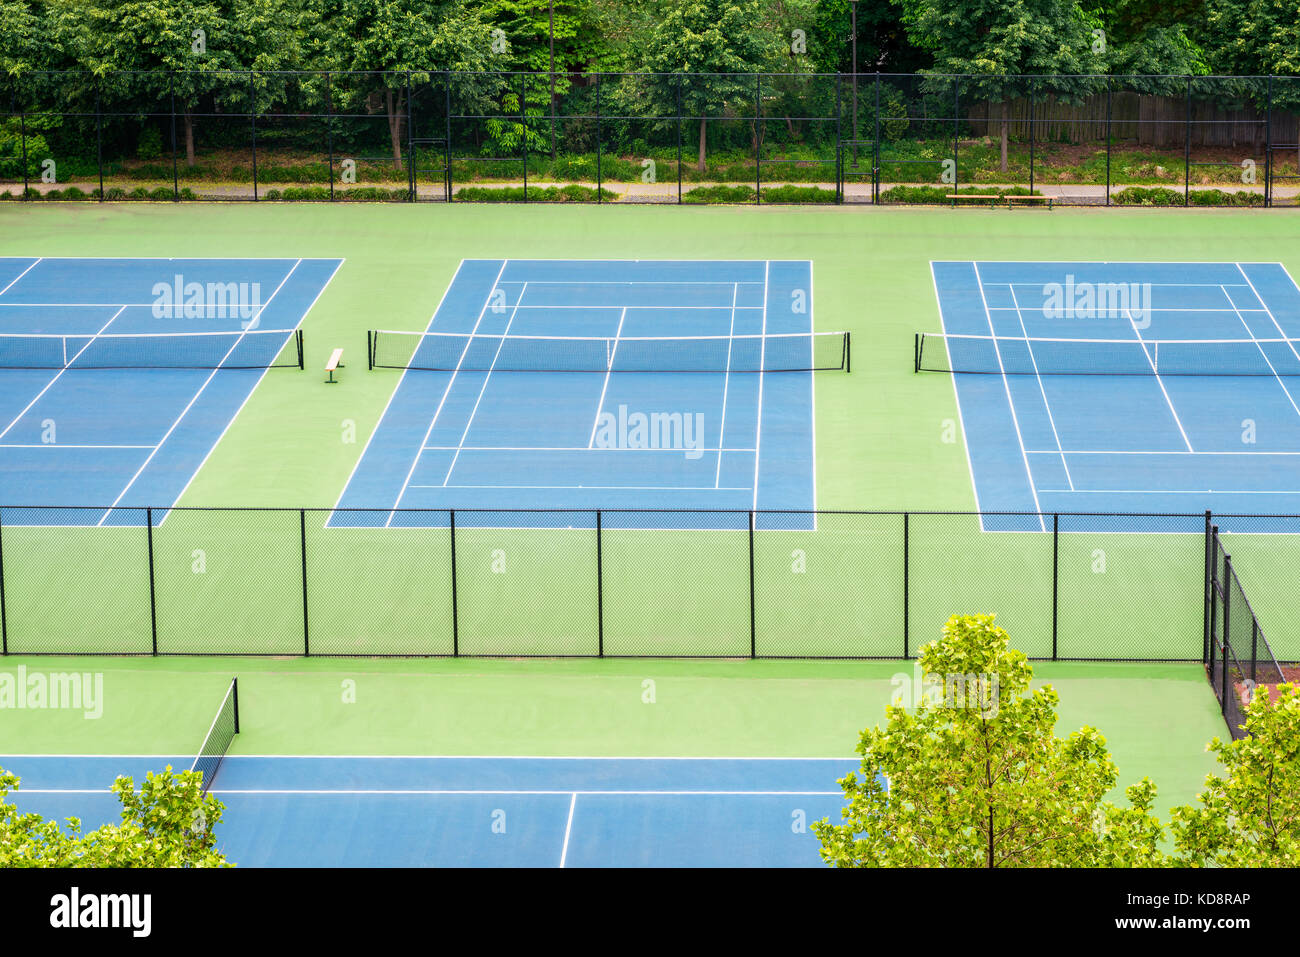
[1000, 101, 1009, 173]
[698, 116, 707, 172]
[387, 89, 405, 171]
[184, 110, 196, 167]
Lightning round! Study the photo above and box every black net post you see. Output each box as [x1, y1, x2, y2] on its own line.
[845, 332, 851, 373]
[449, 508, 459, 656]
[748, 510, 756, 657]
[367, 330, 373, 370]
[232, 677, 240, 733]
[596, 509, 604, 656]
[1051, 512, 1059, 660]
[147, 507, 158, 655]
[300, 508, 310, 655]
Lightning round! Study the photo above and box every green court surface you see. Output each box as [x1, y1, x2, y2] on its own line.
[0, 203, 1293, 787]
[0, 656, 1226, 819]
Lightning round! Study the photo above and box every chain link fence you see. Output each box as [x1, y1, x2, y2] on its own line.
[3, 70, 1298, 206]
[4, 507, 1296, 665]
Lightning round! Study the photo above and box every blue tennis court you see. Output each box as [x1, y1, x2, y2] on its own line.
[927, 261, 1300, 530]
[2, 754, 858, 867]
[0, 256, 342, 526]
[334, 259, 823, 528]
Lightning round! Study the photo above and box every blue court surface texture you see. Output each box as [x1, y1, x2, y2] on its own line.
[2, 754, 861, 867]
[334, 259, 818, 528]
[931, 261, 1300, 531]
[0, 256, 342, 526]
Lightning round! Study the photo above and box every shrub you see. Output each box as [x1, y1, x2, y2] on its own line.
[760, 184, 837, 204]
[682, 184, 756, 203]
[453, 184, 613, 202]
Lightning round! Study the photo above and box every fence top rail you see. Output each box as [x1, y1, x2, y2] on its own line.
[0, 505, 1266, 519]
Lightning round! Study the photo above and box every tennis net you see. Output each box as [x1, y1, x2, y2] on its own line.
[915, 332, 1300, 376]
[190, 678, 239, 795]
[368, 329, 850, 373]
[0, 328, 304, 370]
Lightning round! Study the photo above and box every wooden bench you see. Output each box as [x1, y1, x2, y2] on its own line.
[947, 194, 1001, 207]
[1007, 194, 1054, 208]
[325, 348, 344, 383]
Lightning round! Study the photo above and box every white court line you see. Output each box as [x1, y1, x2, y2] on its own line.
[972, 262, 1045, 530]
[587, 306, 627, 448]
[427, 445, 756, 454]
[1038, 488, 1300, 495]
[1218, 279, 1300, 422]
[491, 279, 765, 285]
[0, 443, 156, 449]
[1126, 304, 1194, 453]
[168, 258, 344, 516]
[494, 304, 745, 310]
[1008, 283, 1072, 490]
[715, 283, 738, 489]
[386, 260, 509, 524]
[0, 258, 43, 298]
[440, 281, 529, 486]
[418, 484, 753, 491]
[1233, 265, 1300, 422]
[99, 261, 304, 524]
[1026, 449, 1300, 455]
[928, 263, 986, 523]
[750, 263, 769, 511]
[559, 793, 577, 868]
[0, 305, 129, 442]
[331, 259, 465, 514]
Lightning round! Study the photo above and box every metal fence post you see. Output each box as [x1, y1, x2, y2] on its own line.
[1203, 510, 1212, 662]
[1029, 86, 1035, 196]
[326, 72, 335, 202]
[170, 73, 179, 200]
[406, 71, 414, 202]
[748, 510, 756, 658]
[444, 71, 453, 201]
[249, 71, 258, 201]
[0, 506, 7, 654]
[95, 79, 104, 201]
[596, 510, 604, 656]
[1184, 75, 1192, 206]
[1051, 512, 1059, 660]
[1265, 75, 1273, 207]
[449, 509, 459, 656]
[902, 511, 909, 658]
[1221, 550, 1232, 707]
[146, 508, 158, 655]
[300, 508, 310, 655]
[676, 75, 683, 204]
[755, 73, 761, 204]
[1105, 77, 1112, 206]
[20, 107, 29, 198]
[953, 77, 960, 194]
[595, 72, 602, 204]
[520, 72, 528, 201]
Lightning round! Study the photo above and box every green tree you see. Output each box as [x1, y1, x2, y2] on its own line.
[318, 0, 497, 169]
[813, 614, 1168, 867]
[0, 766, 230, 867]
[1170, 684, 1300, 867]
[46, 0, 304, 166]
[630, 0, 778, 171]
[892, 0, 1106, 170]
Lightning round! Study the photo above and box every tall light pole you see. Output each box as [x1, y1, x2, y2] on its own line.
[549, 0, 557, 159]
[850, 0, 858, 168]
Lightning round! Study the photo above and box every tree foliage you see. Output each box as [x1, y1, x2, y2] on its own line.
[1170, 684, 1300, 867]
[0, 765, 231, 867]
[813, 615, 1168, 867]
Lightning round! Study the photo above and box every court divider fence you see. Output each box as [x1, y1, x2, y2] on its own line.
[0, 507, 1295, 679]
[1207, 522, 1287, 739]
[3, 70, 1298, 207]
